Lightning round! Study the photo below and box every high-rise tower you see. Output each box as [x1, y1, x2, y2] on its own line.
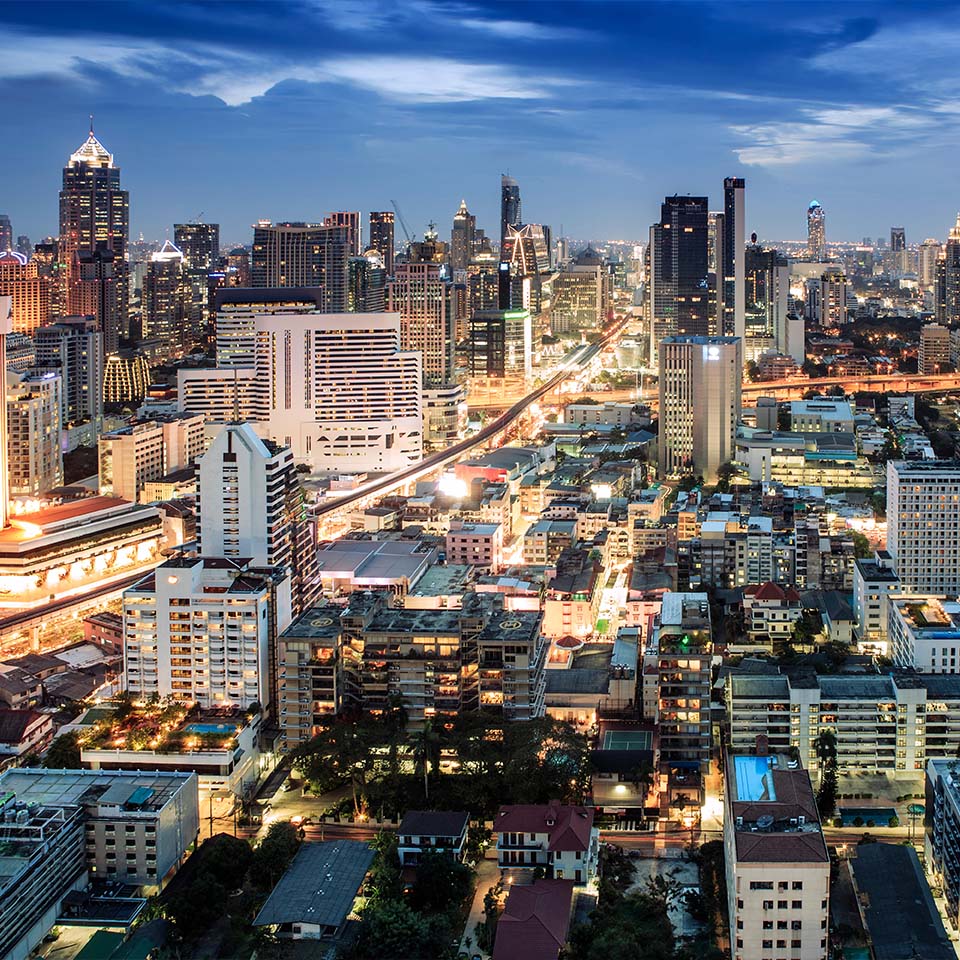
[59, 124, 129, 354]
[450, 200, 476, 276]
[174, 222, 220, 272]
[368, 212, 395, 276]
[500, 175, 522, 247]
[721, 177, 745, 342]
[935, 214, 960, 325]
[806, 200, 825, 261]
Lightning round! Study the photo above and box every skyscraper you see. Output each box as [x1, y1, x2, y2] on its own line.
[649, 196, 711, 343]
[658, 334, 741, 481]
[745, 243, 798, 362]
[935, 214, 960, 325]
[59, 126, 129, 353]
[251, 221, 350, 310]
[500, 174, 522, 247]
[348, 253, 386, 312]
[143, 240, 187, 346]
[500, 224, 551, 314]
[890, 226, 908, 275]
[806, 200, 825, 261]
[0, 252, 49, 333]
[34, 316, 104, 428]
[324, 211, 361, 256]
[721, 177, 745, 342]
[368, 211, 395, 276]
[0, 216, 11, 252]
[174, 222, 220, 272]
[919, 238, 942, 291]
[387, 262, 456, 384]
[450, 200, 476, 276]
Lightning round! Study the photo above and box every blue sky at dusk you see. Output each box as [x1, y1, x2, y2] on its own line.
[5, 0, 960, 247]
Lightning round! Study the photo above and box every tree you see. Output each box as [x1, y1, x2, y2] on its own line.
[410, 850, 473, 914]
[815, 730, 838, 818]
[411, 720, 440, 802]
[166, 872, 227, 941]
[43, 731, 81, 769]
[351, 900, 452, 959]
[851, 531, 872, 559]
[625, 763, 655, 825]
[714, 461, 738, 494]
[366, 832, 404, 903]
[195, 833, 254, 892]
[251, 820, 301, 890]
[745, 360, 760, 382]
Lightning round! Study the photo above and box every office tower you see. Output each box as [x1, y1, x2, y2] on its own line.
[720, 177, 746, 342]
[500, 174, 522, 246]
[466, 253, 502, 314]
[658, 335, 741, 480]
[15, 236, 30, 259]
[197, 423, 318, 615]
[6, 370, 63, 497]
[500, 224, 551, 314]
[0, 299, 7, 529]
[468, 308, 532, 379]
[406, 224, 448, 265]
[887, 460, 960, 593]
[386, 262, 456, 383]
[143, 240, 188, 346]
[123, 556, 291, 709]
[653, 593, 713, 766]
[348, 253, 386, 312]
[226, 246, 251, 286]
[724, 750, 829, 960]
[935, 214, 960, 325]
[174, 222, 220, 272]
[450, 199, 476, 275]
[0, 252, 50, 333]
[179, 291, 422, 470]
[368, 211, 395, 276]
[551, 246, 612, 332]
[59, 126, 129, 353]
[919, 238, 942, 290]
[649, 196, 711, 343]
[324, 211, 361, 256]
[34, 316, 104, 427]
[251, 221, 350, 310]
[745, 243, 798, 361]
[806, 200, 825, 261]
[0, 215, 11, 252]
[805, 270, 850, 326]
[919, 322, 951, 374]
[31, 241, 63, 321]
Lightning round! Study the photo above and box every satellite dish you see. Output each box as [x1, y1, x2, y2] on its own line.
[757, 815, 775, 830]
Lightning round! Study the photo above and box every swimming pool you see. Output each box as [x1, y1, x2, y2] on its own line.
[734, 755, 776, 802]
[183, 722, 235, 735]
[838, 807, 896, 827]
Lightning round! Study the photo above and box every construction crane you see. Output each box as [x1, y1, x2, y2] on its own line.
[390, 200, 415, 245]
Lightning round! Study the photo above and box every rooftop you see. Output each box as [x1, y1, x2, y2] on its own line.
[496, 803, 594, 853]
[253, 840, 374, 930]
[492, 879, 575, 960]
[398, 810, 469, 838]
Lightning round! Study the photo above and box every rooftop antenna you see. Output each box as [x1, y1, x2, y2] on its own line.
[89, 114, 94, 137]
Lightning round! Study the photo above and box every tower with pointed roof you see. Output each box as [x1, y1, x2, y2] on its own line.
[59, 123, 129, 353]
[143, 240, 188, 346]
[450, 199, 476, 276]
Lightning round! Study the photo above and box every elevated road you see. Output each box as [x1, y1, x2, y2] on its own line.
[743, 371, 960, 401]
[313, 316, 631, 519]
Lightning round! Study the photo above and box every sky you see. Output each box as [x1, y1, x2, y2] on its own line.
[4, 0, 960, 248]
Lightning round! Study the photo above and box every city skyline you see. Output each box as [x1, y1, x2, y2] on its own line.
[3, 1, 960, 245]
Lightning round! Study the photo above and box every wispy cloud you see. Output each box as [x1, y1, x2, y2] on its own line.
[458, 18, 591, 41]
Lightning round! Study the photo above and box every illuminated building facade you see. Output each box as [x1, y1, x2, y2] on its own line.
[348, 253, 386, 312]
[807, 200, 826, 261]
[368, 211, 395, 277]
[450, 199, 476, 276]
[59, 128, 129, 353]
[659, 335, 741, 481]
[500, 175, 522, 247]
[102, 351, 150, 404]
[386, 262, 456, 383]
[174, 222, 220, 272]
[123, 556, 291, 709]
[935, 214, 960, 325]
[34, 316, 104, 427]
[468, 308, 532, 379]
[0, 497, 164, 613]
[143, 240, 188, 347]
[0, 252, 50, 334]
[6, 370, 63, 498]
[324, 210, 361, 256]
[721, 177, 745, 342]
[551, 246, 611, 332]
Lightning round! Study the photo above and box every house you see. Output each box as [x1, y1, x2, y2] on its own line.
[496, 801, 599, 883]
[253, 840, 374, 942]
[493, 879, 575, 960]
[0, 710, 53, 768]
[397, 810, 469, 866]
[0, 668, 43, 709]
[740, 582, 802, 652]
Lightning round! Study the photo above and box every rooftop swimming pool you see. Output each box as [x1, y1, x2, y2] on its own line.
[734, 755, 776, 803]
[183, 722, 235, 735]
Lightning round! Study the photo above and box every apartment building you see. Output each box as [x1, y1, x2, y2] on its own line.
[724, 751, 829, 960]
[123, 556, 292, 710]
[889, 595, 960, 672]
[445, 521, 504, 572]
[542, 547, 603, 639]
[523, 519, 577, 564]
[727, 670, 960, 776]
[6, 369, 63, 497]
[852, 554, 901, 651]
[926, 759, 960, 932]
[886, 460, 960, 593]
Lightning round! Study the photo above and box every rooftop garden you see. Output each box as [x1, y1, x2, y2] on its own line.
[80, 697, 255, 753]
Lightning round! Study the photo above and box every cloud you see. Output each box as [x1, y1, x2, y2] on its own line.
[457, 18, 591, 41]
[731, 103, 937, 167]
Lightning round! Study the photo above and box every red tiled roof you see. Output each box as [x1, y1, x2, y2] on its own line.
[492, 879, 575, 960]
[735, 830, 828, 863]
[496, 802, 594, 853]
[0, 709, 49, 743]
[752, 582, 786, 601]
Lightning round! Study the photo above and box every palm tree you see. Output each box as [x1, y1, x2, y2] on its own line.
[412, 721, 440, 802]
[626, 763, 655, 826]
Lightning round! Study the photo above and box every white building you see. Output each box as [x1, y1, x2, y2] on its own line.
[658, 335, 741, 481]
[889, 595, 960, 673]
[788, 398, 855, 433]
[886, 460, 960, 593]
[724, 751, 829, 960]
[564, 401, 639, 428]
[123, 556, 292, 709]
[179, 297, 422, 471]
[852, 554, 901, 652]
[6, 370, 63, 498]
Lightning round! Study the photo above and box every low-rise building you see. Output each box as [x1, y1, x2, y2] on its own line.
[397, 810, 469, 866]
[789, 397, 855, 433]
[852, 553, 900, 653]
[724, 750, 829, 960]
[445, 520, 503, 572]
[0, 709, 53, 767]
[493, 879, 575, 960]
[495, 801, 599, 884]
[564, 401, 639, 428]
[740, 582, 802, 652]
[889, 595, 960, 673]
[542, 548, 603, 639]
[523, 519, 577, 564]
